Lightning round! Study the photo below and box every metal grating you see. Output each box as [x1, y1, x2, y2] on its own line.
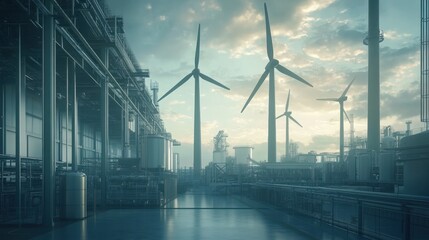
[421, 0, 429, 123]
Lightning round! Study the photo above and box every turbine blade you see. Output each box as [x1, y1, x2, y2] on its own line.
[343, 109, 351, 123]
[195, 24, 201, 69]
[289, 115, 303, 127]
[264, 3, 274, 60]
[285, 89, 291, 112]
[158, 72, 193, 102]
[316, 98, 339, 102]
[199, 72, 230, 90]
[276, 113, 286, 119]
[341, 77, 355, 98]
[276, 64, 313, 87]
[241, 69, 270, 113]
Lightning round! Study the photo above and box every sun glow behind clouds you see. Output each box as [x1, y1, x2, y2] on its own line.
[106, 0, 423, 165]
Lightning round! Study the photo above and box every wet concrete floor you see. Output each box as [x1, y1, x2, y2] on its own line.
[29, 189, 364, 240]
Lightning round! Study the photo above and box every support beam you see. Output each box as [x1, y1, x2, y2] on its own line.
[68, 58, 78, 171]
[15, 24, 24, 226]
[42, 1, 56, 227]
[123, 84, 130, 158]
[100, 48, 109, 208]
[367, 0, 380, 153]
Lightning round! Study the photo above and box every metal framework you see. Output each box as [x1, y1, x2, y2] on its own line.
[0, 0, 169, 226]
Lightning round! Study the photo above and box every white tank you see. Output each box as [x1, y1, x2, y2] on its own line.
[233, 146, 253, 165]
[173, 153, 179, 172]
[143, 135, 167, 169]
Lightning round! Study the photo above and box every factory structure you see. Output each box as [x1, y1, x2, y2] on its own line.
[1, 0, 429, 240]
[0, 0, 180, 227]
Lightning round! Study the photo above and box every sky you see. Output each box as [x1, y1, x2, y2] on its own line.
[106, 0, 424, 167]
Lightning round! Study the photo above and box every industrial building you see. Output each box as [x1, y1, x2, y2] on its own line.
[0, 0, 178, 228]
[1, 0, 429, 240]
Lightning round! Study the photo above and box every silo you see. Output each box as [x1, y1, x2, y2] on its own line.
[143, 135, 166, 169]
[233, 146, 253, 165]
[173, 153, 179, 173]
[165, 138, 173, 171]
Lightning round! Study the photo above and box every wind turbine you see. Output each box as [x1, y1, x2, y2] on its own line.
[317, 78, 355, 162]
[241, 3, 312, 163]
[276, 90, 302, 161]
[158, 25, 230, 178]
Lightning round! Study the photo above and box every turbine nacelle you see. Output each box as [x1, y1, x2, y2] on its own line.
[192, 68, 200, 77]
[265, 59, 280, 70]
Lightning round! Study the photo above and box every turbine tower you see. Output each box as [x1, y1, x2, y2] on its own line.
[158, 24, 230, 178]
[276, 90, 303, 161]
[241, 3, 312, 163]
[317, 78, 354, 162]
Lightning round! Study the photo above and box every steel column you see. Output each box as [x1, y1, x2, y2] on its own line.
[15, 24, 24, 226]
[123, 84, 130, 158]
[42, 0, 56, 227]
[100, 48, 109, 208]
[69, 59, 78, 171]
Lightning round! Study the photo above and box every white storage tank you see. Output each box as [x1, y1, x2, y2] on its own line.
[233, 146, 253, 165]
[60, 172, 87, 219]
[165, 138, 173, 171]
[143, 135, 167, 169]
[173, 153, 179, 173]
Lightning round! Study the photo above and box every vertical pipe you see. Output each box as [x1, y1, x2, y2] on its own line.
[100, 48, 109, 208]
[15, 24, 23, 226]
[268, 70, 276, 163]
[65, 58, 69, 169]
[194, 75, 201, 179]
[340, 101, 344, 162]
[42, 0, 56, 227]
[135, 109, 140, 159]
[70, 60, 78, 171]
[123, 83, 130, 158]
[367, 0, 380, 153]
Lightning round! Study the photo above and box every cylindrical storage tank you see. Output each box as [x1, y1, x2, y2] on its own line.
[356, 152, 371, 182]
[379, 150, 396, 183]
[165, 138, 173, 171]
[173, 153, 179, 173]
[233, 146, 253, 165]
[143, 135, 166, 169]
[60, 172, 87, 219]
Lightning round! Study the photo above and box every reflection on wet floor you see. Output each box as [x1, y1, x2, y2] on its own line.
[31, 189, 365, 240]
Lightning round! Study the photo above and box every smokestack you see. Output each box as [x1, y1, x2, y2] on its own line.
[367, 0, 381, 153]
[406, 121, 412, 136]
[151, 80, 159, 107]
